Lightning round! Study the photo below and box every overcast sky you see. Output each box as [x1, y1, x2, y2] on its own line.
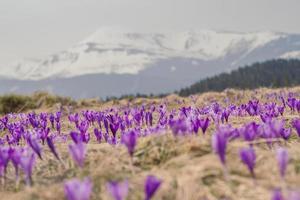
[0, 0, 299, 66]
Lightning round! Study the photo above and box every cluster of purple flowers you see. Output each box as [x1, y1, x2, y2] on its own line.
[64, 175, 162, 200]
[0, 91, 299, 199]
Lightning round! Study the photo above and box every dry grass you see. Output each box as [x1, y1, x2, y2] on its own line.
[1, 87, 300, 200]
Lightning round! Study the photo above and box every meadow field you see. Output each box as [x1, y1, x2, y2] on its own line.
[0, 87, 300, 200]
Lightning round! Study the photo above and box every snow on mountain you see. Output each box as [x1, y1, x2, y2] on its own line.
[0, 29, 286, 80]
[280, 50, 300, 59]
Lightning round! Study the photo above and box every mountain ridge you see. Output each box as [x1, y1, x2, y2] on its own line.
[0, 29, 290, 80]
[0, 29, 300, 98]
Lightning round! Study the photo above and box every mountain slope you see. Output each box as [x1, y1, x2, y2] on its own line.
[0, 29, 300, 98]
[179, 59, 300, 96]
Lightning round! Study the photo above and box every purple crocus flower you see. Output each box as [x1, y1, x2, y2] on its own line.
[281, 128, 291, 141]
[107, 180, 129, 200]
[145, 112, 153, 126]
[276, 148, 289, 180]
[242, 122, 258, 142]
[70, 131, 81, 144]
[49, 113, 55, 128]
[121, 130, 137, 157]
[287, 97, 297, 111]
[64, 177, 92, 200]
[55, 111, 62, 122]
[9, 147, 22, 179]
[221, 109, 231, 123]
[78, 121, 89, 135]
[144, 175, 162, 200]
[289, 192, 300, 200]
[246, 100, 259, 116]
[28, 136, 42, 160]
[169, 117, 188, 136]
[271, 189, 285, 200]
[191, 118, 200, 134]
[56, 121, 61, 134]
[69, 142, 86, 168]
[269, 119, 285, 137]
[277, 106, 285, 116]
[94, 128, 102, 143]
[240, 147, 256, 178]
[212, 131, 227, 166]
[46, 136, 60, 160]
[20, 151, 36, 185]
[110, 122, 120, 138]
[0, 147, 10, 174]
[292, 119, 300, 137]
[199, 117, 210, 134]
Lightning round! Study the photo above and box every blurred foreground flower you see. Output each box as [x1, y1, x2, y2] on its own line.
[121, 130, 137, 157]
[240, 147, 256, 178]
[107, 180, 129, 200]
[144, 175, 162, 200]
[271, 189, 285, 200]
[212, 131, 227, 166]
[69, 142, 86, 168]
[20, 151, 36, 185]
[276, 148, 289, 180]
[64, 177, 92, 200]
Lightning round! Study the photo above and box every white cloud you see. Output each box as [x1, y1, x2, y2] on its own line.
[0, 0, 299, 66]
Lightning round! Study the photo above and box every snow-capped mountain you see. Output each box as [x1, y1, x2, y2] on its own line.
[281, 51, 300, 59]
[0, 28, 300, 98]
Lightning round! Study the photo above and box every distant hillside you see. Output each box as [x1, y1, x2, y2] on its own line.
[178, 59, 300, 96]
[1, 29, 300, 98]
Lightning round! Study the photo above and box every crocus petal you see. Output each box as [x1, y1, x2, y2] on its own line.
[107, 180, 129, 200]
[240, 147, 256, 178]
[271, 189, 285, 200]
[46, 137, 60, 160]
[144, 175, 162, 200]
[69, 142, 86, 168]
[121, 130, 137, 157]
[276, 148, 289, 179]
[64, 177, 92, 200]
[212, 132, 227, 165]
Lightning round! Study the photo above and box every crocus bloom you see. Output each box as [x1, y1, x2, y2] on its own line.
[0, 147, 10, 174]
[64, 177, 92, 200]
[46, 137, 60, 160]
[292, 119, 300, 137]
[121, 130, 137, 157]
[49, 113, 55, 128]
[287, 97, 297, 111]
[212, 132, 227, 166]
[281, 128, 291, 141]
[169, 118, 188, 136]
[144, 175, 162, 200]
[199, 117, 210, 134]
[110, 123, 120, 138]
[69, 142, 86, 168]
[107, 180, 129, 200]
[240, 147, 256, 178]
[242, 122, 258, 142]
[9, 147, 22, 179]
[289, 192, 300, 200]
[271, 189, 285, 200]
[221, 109, 231, 123]
[269, 120, 285, 137]
[70, 131, 81, 144]
[28, 136, 42, 160]
[94, 128, 102, 143]
[56, 122, 61, 133]
[20, 151, 36, 185]
[276, 148, 289, 179]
